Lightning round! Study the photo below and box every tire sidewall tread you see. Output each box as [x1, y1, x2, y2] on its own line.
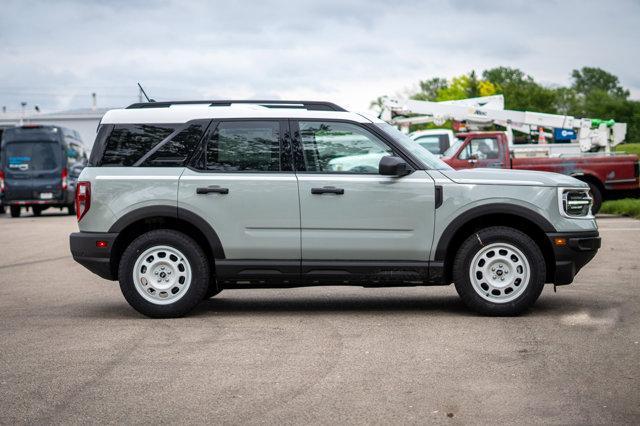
[118, 229, 210, 318]
[453, 226, 546, 316]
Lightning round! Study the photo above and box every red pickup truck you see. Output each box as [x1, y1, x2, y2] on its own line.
[442, 131, 640, 213]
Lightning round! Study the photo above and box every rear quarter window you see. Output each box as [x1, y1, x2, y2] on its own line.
[141, 123, 207, 167]
[99, 124, 178, 166]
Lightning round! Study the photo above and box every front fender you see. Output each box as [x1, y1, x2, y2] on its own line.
[432, 202, 555, 262]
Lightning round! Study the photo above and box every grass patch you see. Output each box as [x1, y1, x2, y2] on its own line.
[614, 143, 640, 156]
[601, 198, 640, 219]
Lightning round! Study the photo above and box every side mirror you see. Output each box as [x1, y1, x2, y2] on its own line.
[70, 165, 84, 177]
[379, 156, 411, 177]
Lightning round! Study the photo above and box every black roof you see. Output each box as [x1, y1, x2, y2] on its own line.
[125, 100, 347, 112]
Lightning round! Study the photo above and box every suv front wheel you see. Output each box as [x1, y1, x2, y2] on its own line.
[119, 229, 210, 318]
[453, 226, 545, 316]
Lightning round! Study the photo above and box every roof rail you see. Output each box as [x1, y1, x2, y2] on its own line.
[125, 100, 347, 112]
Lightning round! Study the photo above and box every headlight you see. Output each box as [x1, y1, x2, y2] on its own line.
[558, 187, 593, 218]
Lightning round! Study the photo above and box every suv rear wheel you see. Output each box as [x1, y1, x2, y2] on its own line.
[10, 206, 20, 218]
[118, 229, 210, 318]
[453, 226, 545, 316]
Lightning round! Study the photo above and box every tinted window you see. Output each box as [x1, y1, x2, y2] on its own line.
[299, 121, 392, 173]
[204, 121, 281, 172]
[100, 124, 177, 166]
[5, 142, 60, 171]
[142, 123, 206, 167]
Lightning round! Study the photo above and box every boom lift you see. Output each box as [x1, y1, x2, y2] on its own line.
[383, 96, 627, 154]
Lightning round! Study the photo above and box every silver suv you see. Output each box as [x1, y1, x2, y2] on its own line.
[70, 100, 600, 318]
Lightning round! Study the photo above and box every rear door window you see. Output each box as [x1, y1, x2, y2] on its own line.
[100, 124, 178, 166]
[202, 121, 282, 172]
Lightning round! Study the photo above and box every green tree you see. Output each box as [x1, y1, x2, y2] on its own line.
[412, 77, 448, 101]
[433, 72, 496, 101]
[369, 96, 388, 116]
[482, 67, 530, 87]
[482, 66, 558, 113]
[466, 71, 480, 98]
[571, 67, 629, 98]
[567, 67, 639, 143]
[553, 87, 581, 115]
[436, 74, 472, 100]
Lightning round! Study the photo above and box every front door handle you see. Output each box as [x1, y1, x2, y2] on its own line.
[196, 185, 229, 195]
[311, 186, 344, 195]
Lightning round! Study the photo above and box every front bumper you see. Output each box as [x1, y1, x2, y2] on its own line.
[547, 231, 600, 285]
[70, 232, 119, 280]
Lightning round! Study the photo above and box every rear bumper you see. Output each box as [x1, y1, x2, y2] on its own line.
[5, 191, 74, 206]
[6, 199, 68, 206]
[70, 232, 118, 280]
[547, 231, 600, 285]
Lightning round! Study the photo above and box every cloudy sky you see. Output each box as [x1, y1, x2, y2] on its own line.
[1, 0, 639, 113]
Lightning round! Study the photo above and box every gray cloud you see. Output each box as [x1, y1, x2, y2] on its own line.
[0, 0, 638, 113]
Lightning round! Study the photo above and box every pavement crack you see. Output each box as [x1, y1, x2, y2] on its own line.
[0, 255, 70, 270]
[31, 327, 149, 423]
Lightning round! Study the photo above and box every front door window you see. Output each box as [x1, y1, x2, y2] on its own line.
[297, 121, 392, 173]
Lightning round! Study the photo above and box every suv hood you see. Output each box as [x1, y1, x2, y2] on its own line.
[440, 168, 588, 188]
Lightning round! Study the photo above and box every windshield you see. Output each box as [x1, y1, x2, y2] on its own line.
[375, 123, 451, 170]
[443, 138, 464, 158]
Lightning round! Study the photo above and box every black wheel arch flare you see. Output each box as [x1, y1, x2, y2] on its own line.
[108, 205, 226, 260]
[433, 203, 557, 263]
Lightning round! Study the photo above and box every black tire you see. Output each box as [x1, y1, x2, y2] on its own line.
[32, 206, 42, 216]
[586, 182, 602, 215]
[118, 229, 210, 318]
[67, 202, 76, 216]
[453, 226, 546, 316]
[10, 206, 20, 218]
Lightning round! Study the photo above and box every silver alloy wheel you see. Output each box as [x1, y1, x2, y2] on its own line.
[132, 245, 192, 305]
[468, 242, 530, 303]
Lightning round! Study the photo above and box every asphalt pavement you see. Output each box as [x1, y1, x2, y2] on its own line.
[0, 211, 639, 424]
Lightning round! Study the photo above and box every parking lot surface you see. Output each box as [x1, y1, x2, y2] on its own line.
[0, 212, 639, 424]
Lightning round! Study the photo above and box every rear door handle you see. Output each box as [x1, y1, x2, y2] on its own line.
[311, 186, 344, 195]
[196, 185, 229, 195]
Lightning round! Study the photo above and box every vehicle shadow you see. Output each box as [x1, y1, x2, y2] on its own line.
[194, 293, 472, 317]
[81, 289, 612, 320]
[81, 293, 472, 320]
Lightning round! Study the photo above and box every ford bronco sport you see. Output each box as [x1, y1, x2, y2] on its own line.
[69, 100, 600, 318]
